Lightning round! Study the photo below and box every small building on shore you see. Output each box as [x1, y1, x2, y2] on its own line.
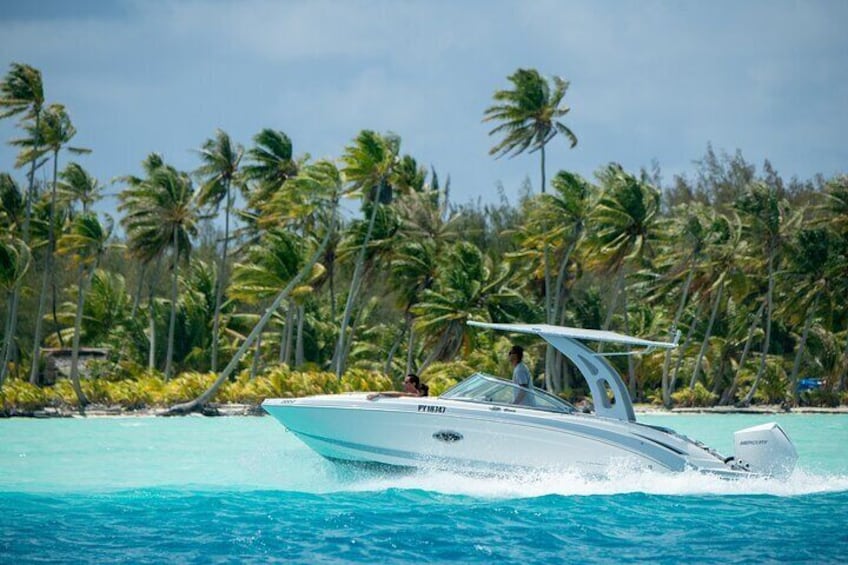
[40, 348, 110, 385]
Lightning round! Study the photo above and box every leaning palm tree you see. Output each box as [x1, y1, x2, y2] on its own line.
[333, 130, 400, 377]
[118, 154, 168, 369]
[194, 129, 244, 372]
[817, 175, 848, 391]
[166, 162, 342, 415]
[649, 204, 710, 406]
[780, 228, 835, 405]
[737, 182, 793, 405]
[534, 171, 596, 390]
[56, 212, 112, 411]
[0, 63, 44, 242]
[0, 63, 44, 385]
[11, 103, 90, 384]
[58, 162, 101, 217]
[588, 164, 662, 397]
[120, 162, 197, 378]
[0, 236, 31, 387]
[242, 128, 298, 216]
[484, 69, 578, 376]
[413, 241, 531, 371]
[0, 174, 25, 384]
[229, 229, 317, 364]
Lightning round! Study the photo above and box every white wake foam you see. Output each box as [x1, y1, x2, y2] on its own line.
[339, 464, 848, 498]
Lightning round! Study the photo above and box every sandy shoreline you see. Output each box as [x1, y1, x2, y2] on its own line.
[3, 402, 848, 419]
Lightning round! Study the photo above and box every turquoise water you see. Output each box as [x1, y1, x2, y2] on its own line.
[2, 414, 847, 563]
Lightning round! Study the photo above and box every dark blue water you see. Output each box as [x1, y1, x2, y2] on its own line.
[3, 488, 847, 564]
[2, 415, 847, 564]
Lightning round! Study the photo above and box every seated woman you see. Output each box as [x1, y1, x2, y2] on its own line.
[367, 373, 428, 400]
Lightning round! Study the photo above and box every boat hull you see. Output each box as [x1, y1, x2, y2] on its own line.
[262, 395, 749, 477]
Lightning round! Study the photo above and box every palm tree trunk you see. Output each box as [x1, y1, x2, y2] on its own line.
[341, 300, 366, 372]
[130, 262, 147, 319]
[689, 281, 724, 390]
[2, 108, 43, 385]
[418, 325, 453, 375]
[722, 301, 765, 405]
[405, 322, 417, 375]
[148, 291, 156, 371]
[621, 286, 637, 399]
[602, 270, 624, 331]
[334, 197, 382, 378]
[250, 332, 262, 380]
[789, 294, 819, 407]
[836, 323, 848, 393]
[29, 149, 61, 385]
[0, 290, 18, 386]
[278, 314, 285, 363]
[210, 180, 232, 372]
[670, 298, 706, 394]
[384, 315, 409, 375]
[167, 221, 336, 414]
[598, 269, 624, 355]
[283, 303, 295, 366]
[68, 266, 90, 414]
[164, 232, 180, 379]
[146, 256, 162, 372]
[662, 268, 695, 408]
[5, 110, 42, 386]
[295, 304, 305, 367]
[743, 248, 776, 406]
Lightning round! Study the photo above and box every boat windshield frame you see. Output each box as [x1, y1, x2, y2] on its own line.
[440, 373, 576, 414]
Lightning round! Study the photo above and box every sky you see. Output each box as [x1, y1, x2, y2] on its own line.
[0, 0, 846, 218]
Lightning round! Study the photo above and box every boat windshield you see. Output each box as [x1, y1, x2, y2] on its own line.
[440, 373, 576, 414]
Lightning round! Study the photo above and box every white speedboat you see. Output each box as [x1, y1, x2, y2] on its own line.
[262, 322, 797, 478]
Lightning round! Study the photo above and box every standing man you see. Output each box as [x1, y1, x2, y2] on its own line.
[509, 345, 534, 405]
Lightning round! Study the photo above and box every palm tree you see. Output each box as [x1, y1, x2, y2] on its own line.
[118, 154, 167, 370]
[333, 130, 400, 377]
[413, 241, 531, 371]
[0, 236, 31, 387]
[0, 172, 24, 230]
[685, 211, 743, 391]
[0, 63, 44, 385]
[484, 68, 578, 194]
[817, 175, 848, 391]
[53, 269, 133, 351]
[11, 103, 90, 385]
[780, 228, 834, 405]
[56, 212, 111, 411]
[533, 171, 596, 390]
[0, 63, 44, 242]
[260, 159, 346, 361]
[230, 229, 317, 364]
[242, 128, 298, 216]
[119, 161, 197, 378]
[194, 129, 244, 372]
[167, 163, 342, 414]
[737, 182, 793, 405]
[484, 68, 578, 383]
[58, 162, 101, 217]
[387, 188, 460, 374]
[588, 164, 662, 397]
[651, 204, 709, 406]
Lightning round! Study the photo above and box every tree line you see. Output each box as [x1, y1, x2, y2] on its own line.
[1, 63, 846, 412]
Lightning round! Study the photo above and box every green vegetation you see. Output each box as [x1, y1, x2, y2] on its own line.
[1, 63, 847, 415]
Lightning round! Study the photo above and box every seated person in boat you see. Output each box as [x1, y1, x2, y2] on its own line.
[367, 373, 428, 400]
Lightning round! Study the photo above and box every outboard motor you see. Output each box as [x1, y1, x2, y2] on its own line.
[733, 422, 797, 478]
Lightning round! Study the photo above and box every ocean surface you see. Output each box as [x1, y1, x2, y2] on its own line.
[1, 413, 847, 564]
